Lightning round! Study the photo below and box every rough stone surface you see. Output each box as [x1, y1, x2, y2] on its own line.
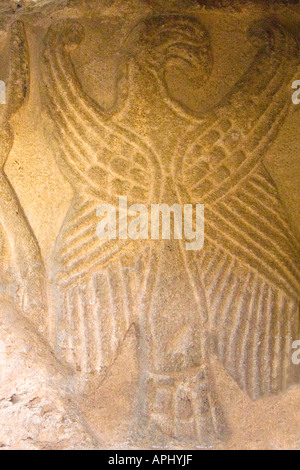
[0, 0, 299, 450]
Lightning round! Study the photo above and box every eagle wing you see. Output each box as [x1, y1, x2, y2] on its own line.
[42, 20, 162, 379]
[176, 21, 300, 398]
[42, 20, 163, 285]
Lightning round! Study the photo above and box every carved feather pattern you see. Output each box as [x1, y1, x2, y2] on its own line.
[42, 20, 162, 374]
[198, 165, 300, 398]
[42, 20, 162, 206]
[175, 21, 300, 398]
[52, 194, 150, 377]
[54, 249, 149, 378]
[176, 21, 299, 204]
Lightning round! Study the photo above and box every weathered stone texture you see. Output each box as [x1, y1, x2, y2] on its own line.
[0, 0, 299, 450]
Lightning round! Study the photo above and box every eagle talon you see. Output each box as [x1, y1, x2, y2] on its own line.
[133, 369, 225, 447]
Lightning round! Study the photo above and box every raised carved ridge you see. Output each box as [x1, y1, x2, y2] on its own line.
[0, 21, 46, 331]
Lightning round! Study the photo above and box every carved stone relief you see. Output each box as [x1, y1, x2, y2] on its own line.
[0, 0, 299, 450]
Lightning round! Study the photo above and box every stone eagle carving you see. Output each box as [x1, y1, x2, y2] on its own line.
[41, 15, 300, 445]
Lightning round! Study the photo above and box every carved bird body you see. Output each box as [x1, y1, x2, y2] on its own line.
[42, 17, 300, 444]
